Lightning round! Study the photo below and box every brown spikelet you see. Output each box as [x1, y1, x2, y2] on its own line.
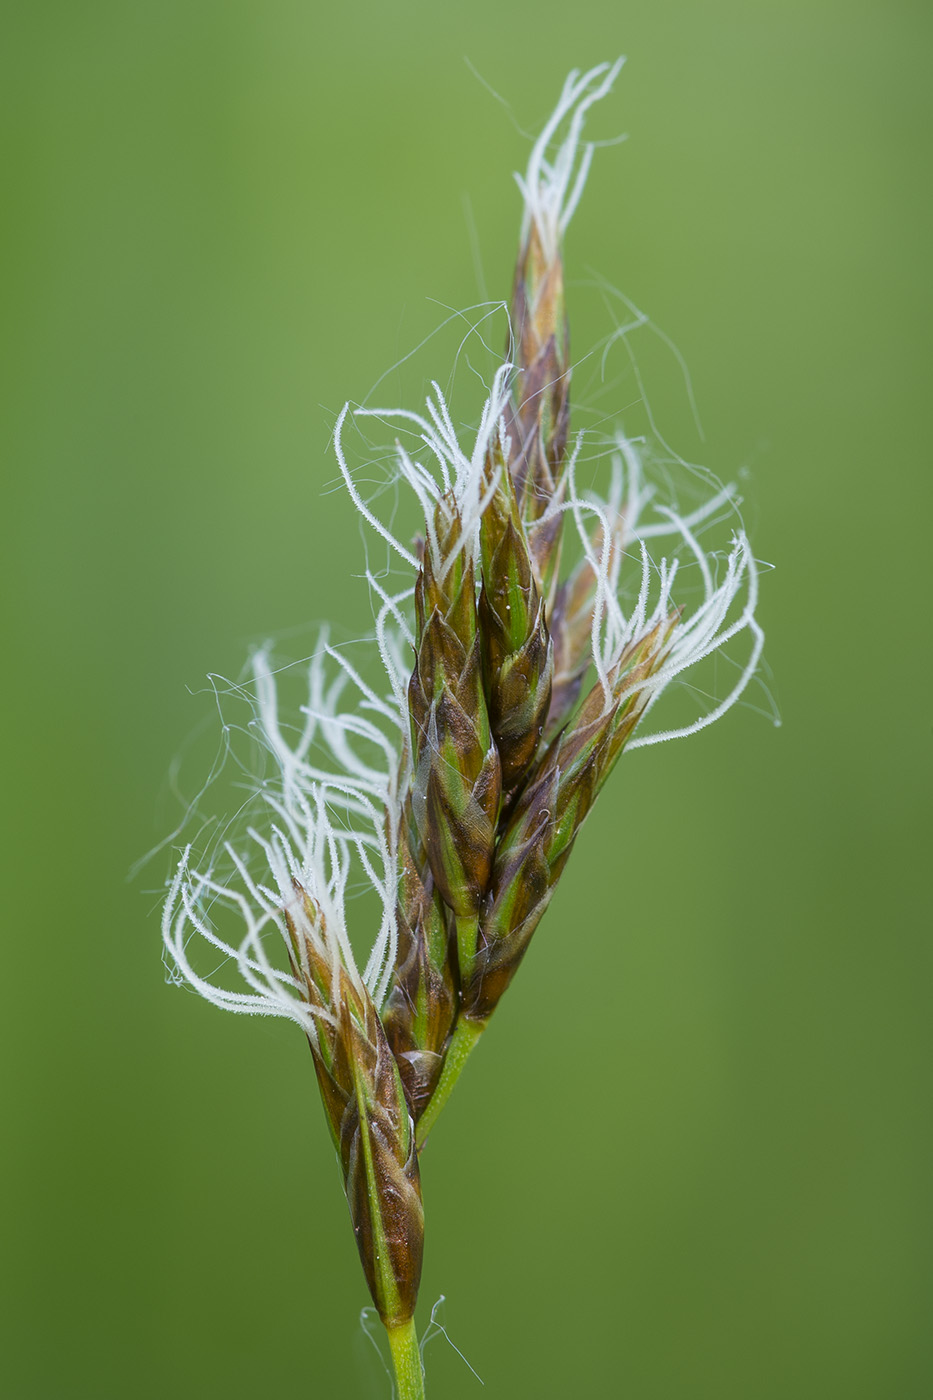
[409, 496, 501, 920]
[284, 885, 424, 1326]
[478, 440, 553, 792]
[381, 801, 457, 1120]
[504, 217, 571, 594]
[460, 618, 676, 1021]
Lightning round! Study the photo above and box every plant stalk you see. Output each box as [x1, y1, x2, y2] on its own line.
[386, 1317, 424, 1400]
[416, 1016, 485, 1150]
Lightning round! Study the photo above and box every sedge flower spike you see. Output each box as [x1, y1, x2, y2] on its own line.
[162, 61, 766, 1399]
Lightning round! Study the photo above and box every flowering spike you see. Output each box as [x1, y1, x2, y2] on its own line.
[161, 63, 767, 1392]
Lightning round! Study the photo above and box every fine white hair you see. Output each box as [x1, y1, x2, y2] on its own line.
[338, 363, 513, 580]
[553, 433, 763, 734]
[162, 632, 408, 1041]
[516, 58, 626, 260]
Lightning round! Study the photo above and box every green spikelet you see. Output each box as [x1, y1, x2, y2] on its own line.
[479, 439, 553, 792]
[460, 619, 676, 1022]
[284, 885, 423, 1327]
[409, 495, 501, 983]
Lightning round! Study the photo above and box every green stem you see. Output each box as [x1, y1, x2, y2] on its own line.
[416, 1016, 485, 1150]
[386, 1317, 424, 1400]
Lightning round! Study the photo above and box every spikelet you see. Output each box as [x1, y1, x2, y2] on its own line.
[408, 493, 502, 987]
[505, 60, 625, 595]
[284, 883, 423, 1327]
[380, 802, 458, 1118]
[461, 619, 674, 1021]
[478, 434, 553, 793]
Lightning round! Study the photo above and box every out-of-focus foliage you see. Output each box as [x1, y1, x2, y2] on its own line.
[1, 2, 929, 1396]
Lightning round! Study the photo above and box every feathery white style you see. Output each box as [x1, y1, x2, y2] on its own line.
[517, 59, 626, 259]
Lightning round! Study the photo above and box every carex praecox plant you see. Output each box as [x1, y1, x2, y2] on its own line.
[162, 61, 764, 1398]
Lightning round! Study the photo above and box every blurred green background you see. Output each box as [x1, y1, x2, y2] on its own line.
[2, 2, 930, 1396]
